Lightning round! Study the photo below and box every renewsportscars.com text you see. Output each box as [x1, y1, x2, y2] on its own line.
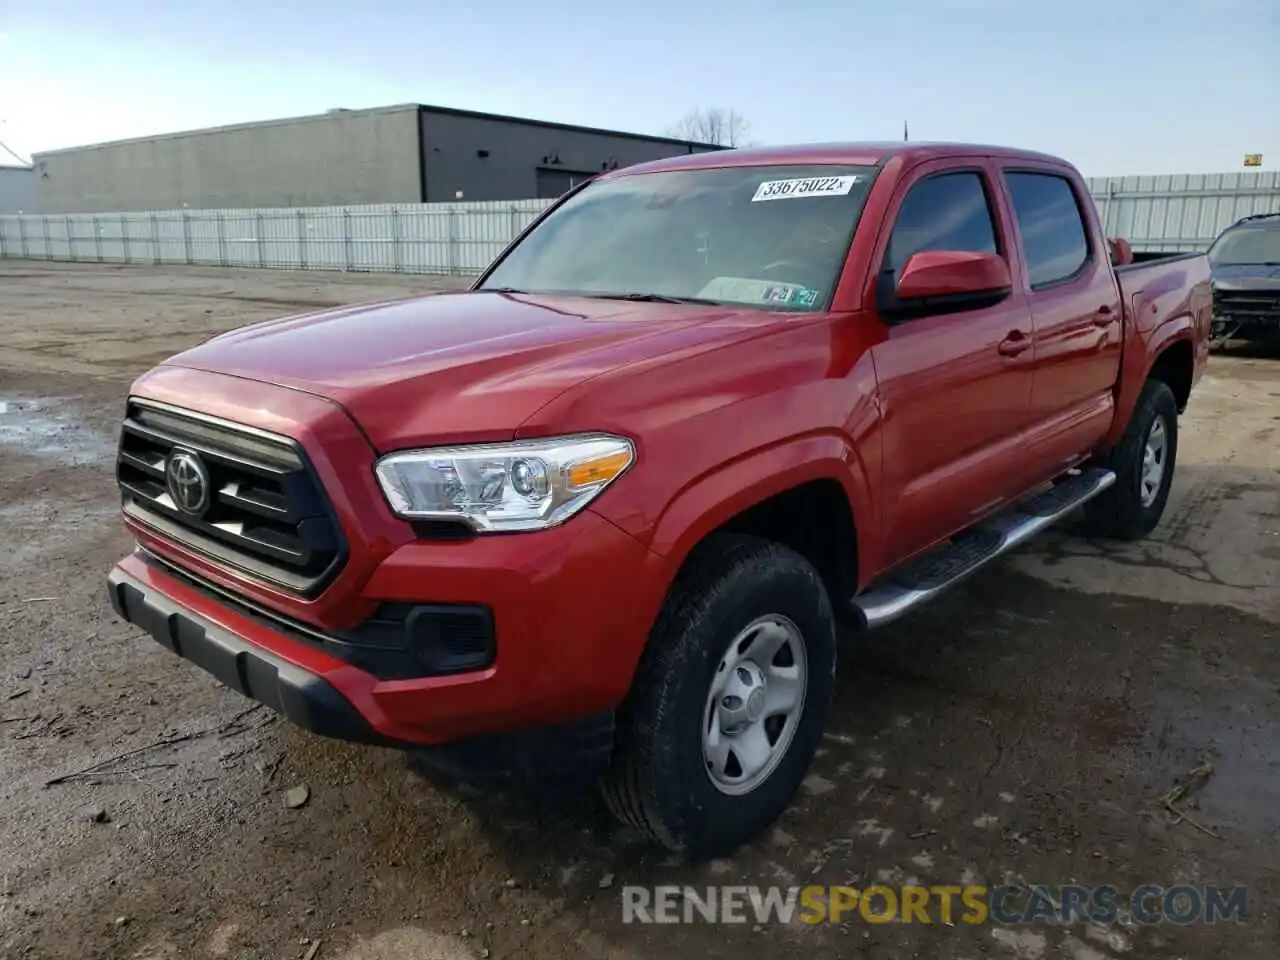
[621, 884, 1248, 926]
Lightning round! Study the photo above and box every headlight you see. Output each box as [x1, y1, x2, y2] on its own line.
[374, 433, 635, 532]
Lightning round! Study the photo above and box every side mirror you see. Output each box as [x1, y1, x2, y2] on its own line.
[1107, 236, 1133, 266]
[895, 250, 1012, 301]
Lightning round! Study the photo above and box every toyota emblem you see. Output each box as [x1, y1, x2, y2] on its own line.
[165, 449, 211, 517]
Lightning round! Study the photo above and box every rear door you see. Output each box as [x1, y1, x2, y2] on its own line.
[998, 166, 1123, 468]
[869, 160, 1037, 566]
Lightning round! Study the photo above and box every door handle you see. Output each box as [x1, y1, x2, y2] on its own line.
[1092, 305, 1117, 327]
[997, 330, 1030, 357]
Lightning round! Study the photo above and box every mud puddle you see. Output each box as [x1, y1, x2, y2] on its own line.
[1148, 677, 1280, 838]
[0, 396, 118, 466]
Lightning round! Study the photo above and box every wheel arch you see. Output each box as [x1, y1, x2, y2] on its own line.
[1104, 319, 1196, 450]
[647, 434, 873, 626]
[1147, 337, 1195, 412]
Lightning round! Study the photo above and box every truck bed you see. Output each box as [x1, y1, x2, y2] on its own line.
[1113, 249, 1212, 393]
[1117, 250, 1206, 269]
[1114, 250, 1211, 301]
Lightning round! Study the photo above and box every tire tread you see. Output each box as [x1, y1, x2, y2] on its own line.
[1083, 378, 1178, 539]
[600, 533, 833, 855]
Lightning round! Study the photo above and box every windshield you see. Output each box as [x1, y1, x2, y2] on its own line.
[1207, 220, 1280, 267]
[479, 164, 878, 311]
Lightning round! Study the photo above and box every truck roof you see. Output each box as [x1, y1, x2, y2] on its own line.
[612, 141, 1072, 177]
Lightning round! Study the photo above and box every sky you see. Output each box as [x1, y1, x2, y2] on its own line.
[1, 0, 1276, 178]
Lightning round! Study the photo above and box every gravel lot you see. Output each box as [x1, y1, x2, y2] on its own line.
[1, 260, 1278, 960]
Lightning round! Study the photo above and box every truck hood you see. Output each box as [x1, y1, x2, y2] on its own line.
[164, 290, 777, 449]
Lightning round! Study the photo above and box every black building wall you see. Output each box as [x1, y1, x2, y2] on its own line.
[418, 108, 723, 202]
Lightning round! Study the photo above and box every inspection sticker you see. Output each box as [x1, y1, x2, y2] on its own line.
[751, 176, 860, 202]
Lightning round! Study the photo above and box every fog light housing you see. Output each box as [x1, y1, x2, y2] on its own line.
[404, 605, 496, 674]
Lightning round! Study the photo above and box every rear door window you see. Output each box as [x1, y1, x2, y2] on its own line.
[1005, 172, 1090, 288]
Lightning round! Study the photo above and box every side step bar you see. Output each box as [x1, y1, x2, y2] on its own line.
[852, 467, 1116, 629]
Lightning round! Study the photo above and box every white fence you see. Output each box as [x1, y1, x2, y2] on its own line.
[1084, 171, 1280, 253]
[0, 200, 555, 276]
[2, 172, 1278, 275]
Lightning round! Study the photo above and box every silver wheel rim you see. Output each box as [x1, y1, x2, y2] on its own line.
[702, 615, 809, 797]
[1140, 417, 1167, 507]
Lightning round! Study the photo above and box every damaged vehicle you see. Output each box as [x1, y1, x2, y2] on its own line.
[1207, 212, 1280, 350]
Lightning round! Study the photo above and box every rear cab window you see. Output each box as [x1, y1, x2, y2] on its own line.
[479, 164, 879, 311]
[1004, 172, 1091, 288]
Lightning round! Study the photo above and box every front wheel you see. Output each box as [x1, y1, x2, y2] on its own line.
[1083, 378, 1179, 539]
[600, 535, 837, 858]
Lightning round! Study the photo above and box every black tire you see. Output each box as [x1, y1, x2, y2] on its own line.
[600, 534, 837, 858]
[1083, 378, 1179, 539]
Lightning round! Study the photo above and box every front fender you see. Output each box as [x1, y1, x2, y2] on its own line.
[646, 432, 876, 590]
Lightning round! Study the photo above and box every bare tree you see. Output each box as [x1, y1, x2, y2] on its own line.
[667, 107, 753, 148]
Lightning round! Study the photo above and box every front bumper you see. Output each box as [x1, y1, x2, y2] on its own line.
[109, 562, 391, 745]
[109, 504, 672, 747]
[1213, 286, 1280, 337]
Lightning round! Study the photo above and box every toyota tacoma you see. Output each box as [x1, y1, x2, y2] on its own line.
[108, 142, 1211, 857]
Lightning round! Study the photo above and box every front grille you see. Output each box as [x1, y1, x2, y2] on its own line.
[1214, 288, 1280, 321]
[117, 399, 346, 596]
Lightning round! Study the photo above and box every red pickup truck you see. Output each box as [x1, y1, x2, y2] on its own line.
[107, 142, 1211, 857]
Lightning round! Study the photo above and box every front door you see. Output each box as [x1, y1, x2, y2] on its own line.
[869, 163, 1037, 567]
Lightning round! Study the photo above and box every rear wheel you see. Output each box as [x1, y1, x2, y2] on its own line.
[600, 534, 837, 858]
[1083, 378, 1179, 539]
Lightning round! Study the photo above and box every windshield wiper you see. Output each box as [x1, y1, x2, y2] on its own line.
[479, 288, 724, 306]
[586, 292, 723, 306]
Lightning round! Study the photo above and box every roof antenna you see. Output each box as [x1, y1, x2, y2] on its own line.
[903, 120, 909, 142]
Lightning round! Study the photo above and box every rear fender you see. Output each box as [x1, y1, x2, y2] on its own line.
[1104, 314, 1194, 449]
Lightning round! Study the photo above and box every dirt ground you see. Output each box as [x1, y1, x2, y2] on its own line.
[1, 260, 1277, 960]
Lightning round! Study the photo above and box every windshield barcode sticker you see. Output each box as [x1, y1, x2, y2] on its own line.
[751, 176, 861, 202]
